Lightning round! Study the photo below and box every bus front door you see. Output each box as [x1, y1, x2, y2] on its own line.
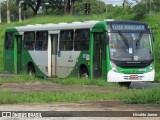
[93, 33, 103, 78]
[15, 35, 22, 73]
[51, 34, 58, 77]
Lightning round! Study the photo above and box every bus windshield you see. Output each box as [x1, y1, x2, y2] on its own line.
[109, 32, 153, 61]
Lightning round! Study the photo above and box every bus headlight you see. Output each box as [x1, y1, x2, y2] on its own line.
[149, 62, 154, 71]
[110, 62, 118, 72]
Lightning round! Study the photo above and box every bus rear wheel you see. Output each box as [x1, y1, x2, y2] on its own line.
[79, 65, 89, 79]
[28, 64, 35, 76]
[118, 82, 131, 88]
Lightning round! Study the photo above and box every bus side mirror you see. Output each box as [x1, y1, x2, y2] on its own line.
[105, 35, 109, 44]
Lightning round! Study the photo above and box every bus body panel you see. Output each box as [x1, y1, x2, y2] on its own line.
[21, 51, 47, 76]
[107, 69, 155, 82]
[28, 51, 48, 76]
[90, 21, 108, 79]
[4, 20, 155, 83]
[68, 50, 90, 78]
[4, 50, 14, 73]
[56, 51, 81, 78]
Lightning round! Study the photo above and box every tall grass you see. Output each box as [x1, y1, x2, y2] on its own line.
[0, 91, 127, 104]
[0, 74, 40, 83]
[126, 88, 160, 104]
[1, 87, 160, 104]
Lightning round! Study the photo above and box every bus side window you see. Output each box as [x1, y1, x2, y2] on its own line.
[74, 29, 90, 51]
[35, 31, 48, 51]
[5, 32, 14, 50]
[23, 32, 35, 50]
[60, 30, 73, 51]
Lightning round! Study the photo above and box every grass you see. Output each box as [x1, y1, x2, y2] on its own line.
[0, 74, 41, 83]
[0, 75, 124, 89]
[0, 91, 128, 104]
[0, 75, 160, 104]
[49, 77, 122, 88]
[1, 86, 160, 104]
[126, 88, 160, 104]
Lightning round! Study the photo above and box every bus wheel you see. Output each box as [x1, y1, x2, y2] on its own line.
[118, 82, 131, 88]
[28, 64, 35, 76]
[79, 66, 89, 79]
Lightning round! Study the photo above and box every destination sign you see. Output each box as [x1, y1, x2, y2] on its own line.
[112, 24, 145, 31]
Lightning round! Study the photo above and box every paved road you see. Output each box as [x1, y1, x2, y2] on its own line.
[130, 82, 160, 89]
[0, 101, 160, 120]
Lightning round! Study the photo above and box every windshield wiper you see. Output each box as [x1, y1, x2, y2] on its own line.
[118, 31, 129, 48]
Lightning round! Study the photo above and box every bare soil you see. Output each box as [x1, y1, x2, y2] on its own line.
[0, 82, 125, 93]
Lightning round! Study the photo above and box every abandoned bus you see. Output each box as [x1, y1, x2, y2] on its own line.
[4, 20, 155, 86]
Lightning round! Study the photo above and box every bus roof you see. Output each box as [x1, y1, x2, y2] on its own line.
[6, 20, 150, 33]
[6, 20, 100, 32]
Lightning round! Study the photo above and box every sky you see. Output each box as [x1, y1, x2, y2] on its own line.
[100, 0, 140, 6]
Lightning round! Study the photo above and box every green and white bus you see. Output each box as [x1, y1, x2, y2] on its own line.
[4, 20, 155, 85]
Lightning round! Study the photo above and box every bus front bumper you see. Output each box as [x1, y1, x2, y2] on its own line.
[107, 69, 155, 82]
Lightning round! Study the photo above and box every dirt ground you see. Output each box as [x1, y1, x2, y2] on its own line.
[0, 82, 160, 120]
[0, 82, 125, 93]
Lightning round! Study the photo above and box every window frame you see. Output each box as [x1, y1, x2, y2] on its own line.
[74, 29, 90, 51]
[35, 31, 48, 51]
[5, 32, 14, 50]
[60, 30, 74, 51]
[23, 31, 35, 51]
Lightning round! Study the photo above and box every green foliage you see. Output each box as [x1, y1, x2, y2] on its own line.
[143, 0, 160, 13]
[1, 0, 33, 22]
[74, 0, 106, 15]
[132, 2, 147, 20]
[151, 0, 160, 13]
[126, 88, 160, 104]
[107, 6, 134, 20]
[143, 14, 160, 82]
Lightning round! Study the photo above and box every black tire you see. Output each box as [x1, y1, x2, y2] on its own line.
[79, 68, 89, 79]
[28, 64, 35, 76]
[118, 82, 131, 88]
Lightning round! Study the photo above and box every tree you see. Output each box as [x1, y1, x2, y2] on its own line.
[17, 0, 42, 16]
[74, 0, 106, 15]
[39, 0, 64, 15]
[140, 0, 160, 13]
[6, 0, 10, 23]
[70, 0, 74, 15]
[64, 0, 75, 15]
[18, 0, 72, 16]
[132, 2, 147, 20]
